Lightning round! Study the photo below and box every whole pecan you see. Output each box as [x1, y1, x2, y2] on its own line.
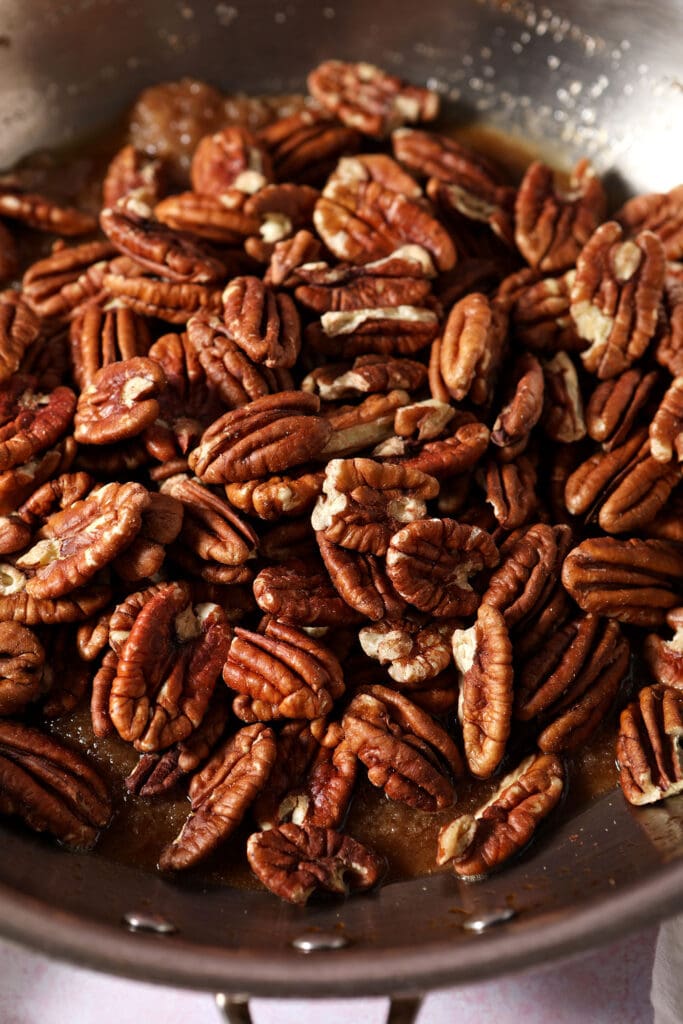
[0, 293, 41, 383]
[0, 377, 76, 473]
[191, 125, 273, 196]
[308, 304, 439, 358]
[189, 391, 332, 484]
[343, 685, 462, 810]
[308, 60, 438, 138]
[103, 144, 167, 208]
[253, 559, 363, 627]
[616, 184, 683, 261]
[650, 376, 683, 464]
[484, 453, 539, 530]
[359, 618, 454, 684]
[0, 720, 111, 849]
[311, 456, 439, 557]
[385, 518, 498, 617]
[432, 292, 507, 405]
[0, 187, 96, 236]
[258, 109, 362, 185]
[585, 367, 658, 450]
[0, 621, 45, 715]
[247, 822, 384, 904]
[303, 354, 427, 400]
[617, 684, 683, 805]
[491, 352, 544, 458]
[21, 240, 116, 321]
[452, 603, 513, 779]
[221, 276, 300, 368]
[514, 159, 606, 273]
[243, 182, 319, 256]
[69, 301, 152, 390]
[102, 271, 222, 324]
[318, 534, 406, 622]
[223, 617, 344, 721]
[159, 722, 276, 870]
[541, 352, 586, 443]
[562, 537, 683, 627]
[109, 581, 231, 751]
[436, 752, 565, 878]
[571, 221, 665, 379]
[73, 357, 166, 445]
[155, 190, 260, 243]
[644, 608, 683, 689]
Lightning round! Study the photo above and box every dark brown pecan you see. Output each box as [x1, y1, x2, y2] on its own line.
[485, 453, 538, 530]
[224, 617, 344, 722]
[314, 178, 455, 271]
[585, 367, 658, 450]
[0, 223, 19, 281]
[189, 391, 332, 484]
[252, 559, 362, 627]
[541, 352, 586, 443]
[0, 293, 41, 383]
[502, 269, 584, 354]
[321, 390, 410, 459]
[308, 60, 438, 137]
[278, 721, 357, 830]
[252, 720, 323, 828]
[311, 457, 439, 557]
[303, 354, 427, 400]
[452, 604, 513, 779]
[0, 621, 45, 715]
[221, 276, 300, 368]
[318, 533, 406, 622]
[385, 518, 498, 617]
[155, 190, 260, 243]
[650, 376, 683, 463]
[19, 323, 70, 391]
[73, 357, 166, 445]
[515, 159, 606, 273]
[69, 301, 152, 390]
[0, 720, 111, 849]
[491, 352, 544, 457]
[343, 684, 462, 810]
[562, 537, 683, 627]
[359, 618, 454, 684]
[616, 184, 683, 260]
[225, 468, 323, 521]
[247, 822, 384, 904]
[259, 109, 362, 185]
[307, 304, 439, 358]
[437, 752, 565, 878]
[0, 187, 96, 236]
[617, 684, 683, 805]
[645, 608, 683, 689]
[103, 271, 222, 324]
[259, 518, 318, 563]
[571, 221, 665, 378]
[103, 144, 167, 208]
[159, 723, 276, 870]
[482, 522, 567, 630]
[0, 377, 75, 473]
[13, 480, 147, 599]
[21, 241, 116, 321]
[643, 491, 683, 543]
[431, 292, 507, 405]
[190, 125, 273, 196]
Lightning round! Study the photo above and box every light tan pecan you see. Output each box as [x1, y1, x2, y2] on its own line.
[585, 367, 658, 450]
[225, 468, 323, 521]
[500, 268, 584, 354]
[159, 722, 276, 870]
[247, 822, 384, 904]
[0, 377, 76, 473]
[258, 109, 362, 185]
[343, 684, 463, 810]
[0, 186, 96, 236]
[0, 223, 19, 281]
[190, 125, 273, 196]
[515, 159, 606, 272]
[21, 240, 116, 321]
[307, 303, 439, 358]
[314, 177, 456, 271]
[252, 559, 363, 626]
[73, 357, 166, 445]
[0, 720, 111, 849]
[311, 456, 439, 556]
[491, 352, 544, 458]
[562, 537, 683, 627]
[0, 621, 45, 715]
[571, 221, 665, 378]
[645, 608, 683, 689]
[437, 752, 565, 878]
[617, 684, 683, 805]
[541, 352, 586, 443]
[103, 270, 222, 324]
[189, 391, 332, 484]
[321, 390, 410, 459]
[484, 453, 539, 530]
[69, 301, 152, 390]
[303, 354, 427, 400]
[326, 153, 422, 198]
[616, 184, 683, 260]
[308, 60, 438, 138]
[650, 376, 683, 463]
[482, 522, 568, 630]
[220, 276, 300, 368]
[318, 533, 406, 622]
[359, 618, 454, 684]
[431, 292, 507, 405]
[452, 604, 513, 779]
[0, 293, 41, 383]
[155, 190, 260, 243]
[385, 518, 498, 618]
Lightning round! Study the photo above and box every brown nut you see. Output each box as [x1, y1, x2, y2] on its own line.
[303, 354, 428, 400]
[103, 271, 222, 325]
[650, 376, 683, 464]
[321, 390, 410, 459]
[0, 186, 96, 236]
[307, 304, 439, 359]
[0, 719, 111, 849]
[616, 184, 683, 260]
[385, 518, 498, 617]
[159, 723, 276, 870]
[482, 523, 568, 630]
[223, 617, 344, 722]
[155, 190, 260, 243]
[501, 268, 584, 354]
[359, 618, 455, 685]
[0, 223, 19, 281]
[73, 357, 166, 445]
[0, 471, 93, 555]
[225, 468, 324, 522]
[432, 292, 507, 405]
[382, 418, 491, 481]
[572, 221, 665, 379]
[317, 533, 406, 622]
[617, 684, 683, 805]
[484, 453, 539, 531]
[190, 125, 273, 196]
[266, 228, 325, 288]
[0, 293, 41, 383]
[258, 109, 362, 185]
[221, 276, 300, 368]
[69, 301, 152, 390]
[514, 159, 606, 273]
[585, 367, 658, 451]
[294, 253, 433, 315]
[491, 352, 544, 457]
[103, 144, 167, 208]
[247, 822, 384, 904]
[644, 608, 683, 689]
[252, 559, 363, 627]
[452, 603, 513, 779]
[308, 60, 438, 138]
[21, 240, 116, 321]
[0, 377, 76, 473]
[436, 752, 565, 878]
[0, 621, 45, 715]
[541, 352, 586, 443]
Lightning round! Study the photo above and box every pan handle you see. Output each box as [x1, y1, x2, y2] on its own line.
[215, 992, 424, 1023]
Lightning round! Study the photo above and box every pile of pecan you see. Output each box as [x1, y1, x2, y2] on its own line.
[0, 59, 681, 902]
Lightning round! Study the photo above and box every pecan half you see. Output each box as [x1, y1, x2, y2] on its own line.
[650, 376, 683, 464]
[69, 301, 152, 390]
[293, 247, 434, 312]
[562, 537, 683, 627]
[318, 533, 406, 622]
[359, 618, 454, 684]
[326, 153, 422, 198]
[0, 621, 45, 715]
[0, 223, 19, 281]
[0, 377, 76, 473]
[253, 559, 362, 627]
[484, 453, 538, 530]
[616, 184, 683, 260]
[0, 187, 96, 236]
[22, 241, 115, 321]
[191, 126, 273, 196]
[221, 276, 300, 368]
[303, 354, 427, 400]
[0, 294, 41, 383]
[585, 367, 658, 450]
[321, 390, 410, 459]
[515, 159, 606, 273]
[266, 228, 324, 287]
[502, 269, 584, 354]
[308, 304, 439, 358]
[159, 723, 276, 870]
[103, 144, 167, 208]
[308, 60, 438, 138]
[437, 752, 565, 878]
[618, 684, 683, 805]
[223, 617, 344, 721]
[541, 352, 586, 443]
[0, 470, 93, 555]
[482, 522, 568, 630]
[644, 608, 683, 689]
[432, 292, 507, 405]
[103, 272, 222, 324]
[225, 468, 323, 521]
[0, 720, 111, 849]
[571, 221, 665, 378]
[382, 417, 491, 481]
[247, 822, 384, 904]
[155, 190, 260, 243]
[73, 357, 166, 444]
[491, 352, 544, 458]
[258, 109, 362, 185]
[452, 604, 513, 779]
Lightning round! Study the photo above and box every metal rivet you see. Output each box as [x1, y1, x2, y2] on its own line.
[291, 931, 349, 952]
[462, 907, 516, 933]
[123, 910, 178, 935]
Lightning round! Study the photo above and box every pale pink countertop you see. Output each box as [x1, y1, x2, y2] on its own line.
[0, 927, 657, 1024]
